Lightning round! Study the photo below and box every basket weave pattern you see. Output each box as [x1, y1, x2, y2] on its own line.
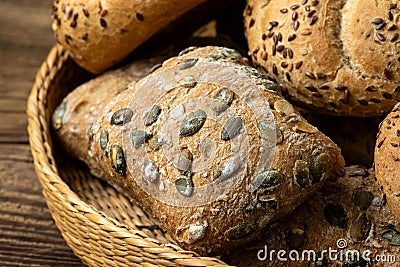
[27, 45, 231, 267]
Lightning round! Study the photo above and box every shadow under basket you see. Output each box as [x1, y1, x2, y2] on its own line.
[27, 44, 231, 267]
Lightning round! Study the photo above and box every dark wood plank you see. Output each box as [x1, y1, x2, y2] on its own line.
[0, 0, 86, 265]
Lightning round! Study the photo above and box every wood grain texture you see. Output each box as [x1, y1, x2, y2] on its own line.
[0, 0, 85, 266]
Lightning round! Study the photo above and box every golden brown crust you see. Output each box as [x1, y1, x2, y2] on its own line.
[375, 102, 400, 223]
[51, 0, 206, 73]
[224, 166, 400, 267]
[83, 46, 344, 255]
[244, 0, 400, 117]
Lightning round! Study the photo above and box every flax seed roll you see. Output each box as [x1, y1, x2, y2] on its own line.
[244, 0, 400, 117]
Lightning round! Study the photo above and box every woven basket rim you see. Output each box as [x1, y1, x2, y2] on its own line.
[26, 44, 232, 267]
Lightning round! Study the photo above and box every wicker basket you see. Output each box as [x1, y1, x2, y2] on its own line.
[27, 44, 232, 267]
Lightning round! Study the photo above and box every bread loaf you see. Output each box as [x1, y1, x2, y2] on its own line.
[54, 46, 344, 255]
[51, 0, 207, 73]
[375, 102, 400, 223]
[224, 166, 400, 266]
[244, 0, 400, 117]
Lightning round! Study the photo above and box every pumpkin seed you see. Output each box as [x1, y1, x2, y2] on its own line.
[258, 122, 283, 144]
[130, 130, 151, 148]
[109, 145, 126, 176]
[263, 81, 281, 93]
[148, 134, 163, 151]
[382, 229, 400, 245]
[221, 47, 243, 61]
[256, 170, 283, 188]
[179, 58, 198, 70]
[352, 190, 374, 210]
[177, 148, 193, 173]
[52, 101, 67, 130]
[100, 129, 109, 154]
[287, 229, 307, 250]
[211, 88, 234, 115]
[221, 116, 243, 140]
[310, 153, 329, 184]
[324, 204, 347, 228]
[213, 157, 240, 182]
[350, 213, 371, 242]
[225, 222, 256, 240]
[274, 100, 294, 115]
[143, 161, 158, 182]
[175, 173, 194, 197]
[294, 160, 311, 188]
[143, 105, 161, 126]
[179, 109, 207, 136]
[110, 108, 133, 125]
[87, 122, 95, 141]
[179, 76, 197, 88]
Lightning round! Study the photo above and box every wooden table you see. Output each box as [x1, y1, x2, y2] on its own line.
[0, 0, 85, 266]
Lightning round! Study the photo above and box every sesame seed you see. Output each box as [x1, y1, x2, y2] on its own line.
[302, 0, 308, 5]
[384, 68, 394, 80]
[340, 90, 350, 104]
[382, 92, 393, 99]
[388, 24, 398, 31]
[288, 48, 294, 59]
[100, 18, 107, 27]
[136, 12, 144, 21]
[273, 35, 278, 44]
[329, 102, 338, 109]
[82, 7, 89, 17]
[288, 34, 297, 41]
[267, 32, 274, 38]
[292, 11, 298, 21]
[310, 15, 318, 25]
[283, 49, 288, 58]
[285, 72, 291, 81]
[267, 24, 274, 31]
[61, 3, 66, 13]
[300, 29, 312, 35]
[316, 73, 326, 79]
[305, 72, 316, 79]
[262, 52, 268, 61]
[249, 18, 255, 28]
[370, 98, 381, 103]
[312, 92, 323, 97]
[376, 33, 386, 41]
[81, 33, 88, 40]
[305, 85, 317, 92]
[374, 40, 382, 45]
[389, 4, 397, 9]
[272, 63, 278, 74]
[371, 18, 384, 25]
[307, 10, 316, 17]
[335, 85, 347, 91]
[388, 11, 394, 21]
[277, 32, 282, 42]
[280, 8, 288, 13]
[271, 21, 279, 27]
[288, 63, 293, 72]
[376, 22, 386, 30]
[291, 4, 300, 10]
[262, 33, 267, 40]
[318, 85, 329, 90]
[281, 62, 289, 68]
[67, 8, 73, 19]
[365, 86, 376, 92]
[390, 33, 399, 42]
[295, 61, 303, 69]
[272, 44, 276, 56]
[246, 5, 252, 16]
[292, 21, 300, 31]
[277, 45, 285, 52]
[357, 99, 368, 106]
[70, 20, 77, 28]
[311, 0, 319, 6]
[100, 9, 108, 17]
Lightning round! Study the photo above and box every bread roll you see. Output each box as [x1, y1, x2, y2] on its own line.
[51, 0, 207, 73]
[244, 0, 400, 117]
[224, 166, 400, 267]
[62, 46, 341, 255]
[375, 102, 400, 223]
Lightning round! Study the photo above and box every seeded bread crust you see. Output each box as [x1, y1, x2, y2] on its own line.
[224, 166, 400, 267]
[244, 0, 400, 117]
[375, 102, 400, 223]
[82, 46, 345, 255]
[51, 0, 207, 73]
[52, 56, 165, 165]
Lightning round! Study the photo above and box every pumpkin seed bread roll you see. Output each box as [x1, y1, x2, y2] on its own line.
[83, 46, 344, 255]
[375, 102, 400, 223]
[52, 56, 165, 164]
[244, 0, 400, 117]
[224, 166, 400, 267]
[51, 0, 207, 73]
